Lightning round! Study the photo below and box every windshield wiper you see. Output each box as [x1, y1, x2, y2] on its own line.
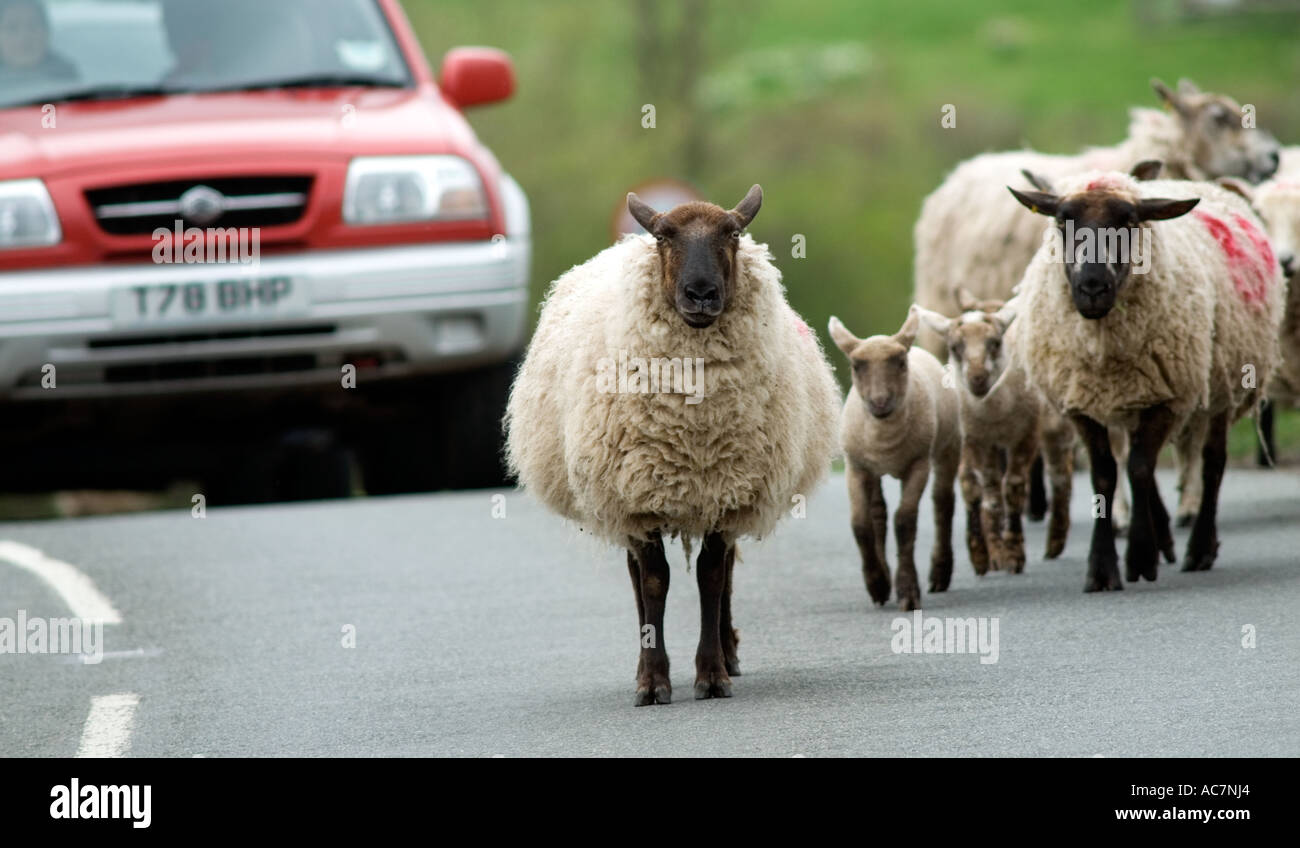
[214, 73, 408, 92]
[4, 84, 185, 108]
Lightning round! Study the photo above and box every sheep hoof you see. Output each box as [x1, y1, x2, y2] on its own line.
[694, 672, 733, 700]
[928, 558, 953, 592]
[1124, 541, 1159, 583]
[1084, 555, 1123, 592]
[724, 657, 742, 676]
[634, 675, 673, 707]
[1044, 535, 1066, 560]
[897, 587, 922, 611]
[1181, 540, 1219, 572]
[996, 543, 1026, 574]
[864, 572, 892, 606]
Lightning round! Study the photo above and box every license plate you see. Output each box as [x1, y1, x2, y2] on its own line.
[113, 276, 307, 325]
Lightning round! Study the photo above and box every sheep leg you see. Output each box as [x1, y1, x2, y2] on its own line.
[894, 458, 930, 611]
[1109, 427, 1132, 537]
[976, 445, 1009, 571]
[1073, 414, 1122, 592]
[626, 552, 646, 679]
[693, 532, 733, 700]
[1041, 424, 1074, 560]
[929, 452, 958, 592]
[1027, 453, 1048, 522]
[1000, 435, 1037, 574]
[1183, 412, 1229, 572]
[1174, 414, 1207, 529]
[1148, 475, 1176, 565]
[1257, 400, 1275, 468]
[628, 534, 672, 706]
[1124, 405, 1175, 583]
[959, 448, 989, 576]
[848, 464, 891, 606]
[719, 543, 741, 676]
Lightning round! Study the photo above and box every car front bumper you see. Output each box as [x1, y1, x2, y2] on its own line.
[0, 235, 529, 400]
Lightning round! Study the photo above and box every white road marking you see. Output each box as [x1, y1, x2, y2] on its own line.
[0, 540, 122, 624]
[58, 647, 163, 665]
[76, 693, 140, 758]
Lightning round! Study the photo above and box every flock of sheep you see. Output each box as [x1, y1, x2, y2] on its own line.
[503, 78, 1298, 706]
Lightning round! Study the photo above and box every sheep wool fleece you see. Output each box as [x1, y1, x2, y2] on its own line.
[505, 234, 841, 546]
[1016, 173, 1283, 431]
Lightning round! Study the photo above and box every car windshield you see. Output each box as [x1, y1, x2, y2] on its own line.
[0, 0, 412, 109]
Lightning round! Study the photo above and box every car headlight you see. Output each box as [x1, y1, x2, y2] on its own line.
[342, 156, 488, 225]
[0, 179, 61, 249]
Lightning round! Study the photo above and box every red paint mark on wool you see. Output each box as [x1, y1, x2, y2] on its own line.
[1086, 175, 1127, 192]
[1233, 213, 1276, 273]
[1195, 209, 1272, 305]
[794, 317, 811, 338]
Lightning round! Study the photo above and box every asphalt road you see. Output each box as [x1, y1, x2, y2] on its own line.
[1, 468, 1297, 757]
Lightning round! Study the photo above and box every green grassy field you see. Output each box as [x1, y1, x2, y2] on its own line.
[405, 0, 1300, 460]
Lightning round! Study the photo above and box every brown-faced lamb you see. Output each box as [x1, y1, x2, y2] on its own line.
[504, 186, 841, 705]
[916, 292, 1075, 573]
[828, 308, 960, 611]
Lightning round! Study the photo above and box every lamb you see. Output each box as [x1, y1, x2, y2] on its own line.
[504, 185, 841, 705]
[915, 291, 1075, 574]
[914, 78, 1280, 358]
[828, 308, 960, 611]
[1009, 170, 1283, 590]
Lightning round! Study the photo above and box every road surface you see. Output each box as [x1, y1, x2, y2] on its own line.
[1, 469, 1297, 757]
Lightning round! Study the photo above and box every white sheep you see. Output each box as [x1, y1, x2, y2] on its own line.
[1009, 170, 1283, 590]
[1228, 148, 1300, 463]
[504, 185, 841, 705]
[913, 79, 1280, 358]
[1124, 152, 1299, 524]
[827, 308, 960, 611]
[916, 292, 1075, 574]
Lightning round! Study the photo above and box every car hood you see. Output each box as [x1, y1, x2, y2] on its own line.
[0, 87, 481, 178]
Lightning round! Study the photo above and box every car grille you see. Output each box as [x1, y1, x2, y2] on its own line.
[86, 177, 313, 235]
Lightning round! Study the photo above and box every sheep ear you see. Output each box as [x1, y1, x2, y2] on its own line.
[955, 287, 979, 312]
[1152, 78, 1189, 118]
[1217, 177, 1253, 203]
[1131, 160, 1163, 181]
[1008, 187, 1060, 217]
[896, 307, 920, 349]
[1020, 169, 1054, 193]
[1137, 197, 1199, 221]
[993, 305, 1018, 334]
[914, 306, 952, 337]
[627, 193, 660, 233]
[1177, 78, 1201, 97]
[731, 184, 762, 229]
[827, 316, 859, 356]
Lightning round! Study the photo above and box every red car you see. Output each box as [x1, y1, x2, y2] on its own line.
[0, 0, 529, 500]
